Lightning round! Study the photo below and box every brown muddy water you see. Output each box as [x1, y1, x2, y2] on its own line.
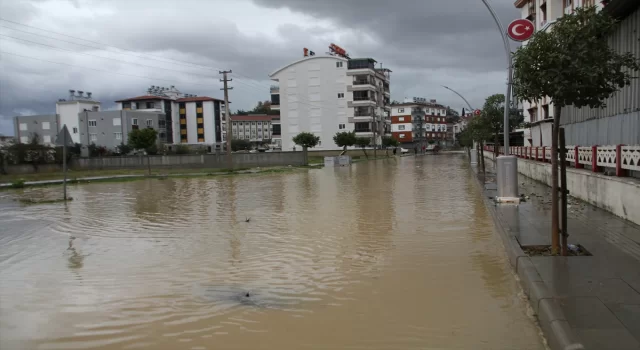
[0, 155, 545, 349]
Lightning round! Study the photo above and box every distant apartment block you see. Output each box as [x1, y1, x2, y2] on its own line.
[269, 47, 391, 151]
[77, 110, 165, 150]
[13, 114, 59, 146]
[390, 98, 448, 145]
[221, 114, 279, 145]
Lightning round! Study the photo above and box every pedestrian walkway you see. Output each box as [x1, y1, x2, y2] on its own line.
[481, 171, 640, 350]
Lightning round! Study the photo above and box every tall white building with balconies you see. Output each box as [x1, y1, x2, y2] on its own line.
[269, 54, 390, 151]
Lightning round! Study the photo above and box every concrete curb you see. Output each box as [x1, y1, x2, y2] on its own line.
[469, 163, 585, 350]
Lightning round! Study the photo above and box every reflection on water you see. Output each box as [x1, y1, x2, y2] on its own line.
[0, 155, 544, 350]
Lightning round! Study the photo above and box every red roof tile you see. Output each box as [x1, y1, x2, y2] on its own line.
[176, 96, 225, 103]
[115, 95, 172, 102]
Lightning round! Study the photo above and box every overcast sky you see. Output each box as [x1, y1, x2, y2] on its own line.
[0, 0, 520, 136]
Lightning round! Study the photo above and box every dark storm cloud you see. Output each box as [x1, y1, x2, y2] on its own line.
[0, 0, 521, 135]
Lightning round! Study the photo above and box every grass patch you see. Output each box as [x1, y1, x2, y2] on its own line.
[10, 180, 25, 189]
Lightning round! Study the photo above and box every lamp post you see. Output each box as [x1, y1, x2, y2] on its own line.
[441, 85, 477, 165]
[481, 0, 519, 202]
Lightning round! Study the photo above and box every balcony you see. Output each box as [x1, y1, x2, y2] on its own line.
[348, 95, 377, 108]
[270, 85, 279, 94]
[347, 78, 376, 92]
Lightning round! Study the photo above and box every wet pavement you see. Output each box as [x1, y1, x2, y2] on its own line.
[481, 166, 640, 350]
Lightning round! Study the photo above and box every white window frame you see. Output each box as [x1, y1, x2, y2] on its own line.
[88, 120, 97, 127]
[146, 119, 153, 127]
[20, 136, 29, 143]
[132, 118, 138, 126]
[338, 93, 344, 99]
[399, 134, 405, 138]
[19, 123, 27, 131]
[113, 118, 121, 126]
[43, 135, 51, 143]
[89, 133, 98, 142]
[398, 125, 406, 130]
[398, 117, 404, 122]
[42, 122, 50, 130]
[336, 62, 343, 68]
[114, 132, 122, 140]
[73, 127, 78, 134]
[398, 108, 404, 113]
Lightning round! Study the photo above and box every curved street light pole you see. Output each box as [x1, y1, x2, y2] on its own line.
[481, 0, 513, 153]
[441, 85, 474, 111]
[481, 0, 518, 200]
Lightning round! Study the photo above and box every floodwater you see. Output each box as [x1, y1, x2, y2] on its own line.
[0, 155, 545, 350]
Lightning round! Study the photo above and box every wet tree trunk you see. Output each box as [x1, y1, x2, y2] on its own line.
[480, 141, 486, 179]
[559, 127, 568, 256]
[551, 104, 562, 255]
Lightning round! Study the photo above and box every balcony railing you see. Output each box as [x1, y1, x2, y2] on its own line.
[353, 79, 374, 85]
[354, 109, 373, 116]
[270, 85, 279, 93]
[354, 128, 372, 133]
[353, 96, 376, 102]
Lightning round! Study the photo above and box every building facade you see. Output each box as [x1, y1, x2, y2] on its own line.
[390, 98, 448, 147]
[269, 52, 390, 151]
[13, 114, 59, 146]
[222, 114, 277, 145]
[77, 110, 165, 151]
[514, 0, 610, 146]
[115, 86, 226, 147]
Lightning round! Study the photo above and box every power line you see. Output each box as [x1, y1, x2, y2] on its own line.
[0, 34, 220, 79]
[0, 19, 327, 109]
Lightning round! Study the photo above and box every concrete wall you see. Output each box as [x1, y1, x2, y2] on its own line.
[3, 152, 305, 175]
[483, 154, 640, 225]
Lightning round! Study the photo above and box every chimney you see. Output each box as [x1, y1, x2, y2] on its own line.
[69, 89, 75, 99]
[87, 92, 92, 99]
[77, 90, 84, 98]
[430, 99, 437, 103]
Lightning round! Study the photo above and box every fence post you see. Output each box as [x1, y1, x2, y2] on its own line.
[591, 145, 598, 173]
[616, 144, 626, 177]
[535, 147, 539, 161]
[541, 146, 546, 162]
[574, 146, 582, 169]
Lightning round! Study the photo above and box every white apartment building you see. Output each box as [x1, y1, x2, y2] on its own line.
[514, 0, 605, 146]
[222, 114, 278, 145]
[57, 90, 102, 144]
[269, 54, 391, 151]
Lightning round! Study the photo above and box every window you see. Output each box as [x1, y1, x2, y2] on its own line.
[232, 122, 237, 126]
[122, 102, 131, 109]
[158, 120, 166, 128]
[132, 118, 138, 126]
[399, 117, 404, 122]
[92, 106, 99, 112]
[239, 122, 243, 126]
[146, 119, 153, 127]
[398, 125, 406, 130]
[73, 127, 78, 134]
[398, 108, 404, 113]
[338, 93, 344, 99]
[42, 122, 50, 130]
[90, 133, 97, 142]
[336, 62, 343, 68]
[258, 122, 262, 126]
[252, 122, 256, 125]
[113, 118, 121, 126]
[88, 120, 97, 127]
[43, 135, 51, 143]
[114, 132, 122, 140]
[338, 124, 346, 130]
[19, 123, 27, 131]
[318, 140, 322, 146]
[20, 136, 29, 143]
[146, 102, 155, 109]
[399, 134, 405, 139]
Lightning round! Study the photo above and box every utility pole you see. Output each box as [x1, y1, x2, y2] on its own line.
[220, 70, 233, 168]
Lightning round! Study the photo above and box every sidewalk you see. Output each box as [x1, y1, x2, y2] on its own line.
[478, 169, 640, 350]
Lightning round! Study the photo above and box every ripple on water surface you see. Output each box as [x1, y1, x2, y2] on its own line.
[0, 156, 545, 350]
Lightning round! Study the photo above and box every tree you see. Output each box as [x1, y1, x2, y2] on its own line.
[292, 132, 320, 165]
[391, 100, 402, 105]
[250, 100, 280, 115]
[480, 94, 524, 157]
[512, 6, 639, 255]
[354, 137, 370, 159]
[231, 139, 251, 151]
[116, 143, 133, 156]
[446, 107, 461, 124]
[466, 115, 493, 177]
[381, 136, 399, 157]
[128, 128, 158, 174]
[333, 131, 356, 154]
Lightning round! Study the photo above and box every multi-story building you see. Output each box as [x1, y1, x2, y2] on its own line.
[269, 47, 391, 151]
[390, 98, 448, 147]
[115, 85, 226, 148]
[222, 114, 277, 145]
[77, 110, 165, 151]
[513, 0, 634, 147]
[56, 90, 102, 144]
[13, 114, 59, 146]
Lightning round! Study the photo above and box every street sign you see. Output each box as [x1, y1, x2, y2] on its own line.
[507, 19, 535, 42]
[55, 125, 74, 147]
[474, 109, 482, 116]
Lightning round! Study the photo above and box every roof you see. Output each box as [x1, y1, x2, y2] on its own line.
[176, 96, 225, 103]
[391, 102, 447, 109]
[269, 55, 348, 78]
[604, 0, 639, 19]
[230, 114, 279, 122]
[115, 95, 173, 103]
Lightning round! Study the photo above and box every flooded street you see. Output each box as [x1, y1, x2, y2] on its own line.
[0, 155, 545, 350]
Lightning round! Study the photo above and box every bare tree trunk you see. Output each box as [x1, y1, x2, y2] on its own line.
[147, 154, 151, 175]
[551, 104, 561, 255]
[480, 141, 486, 179]
[494, 133, 499, 158]
[362, 147, 368, 159]
[559, 127, 568, 256]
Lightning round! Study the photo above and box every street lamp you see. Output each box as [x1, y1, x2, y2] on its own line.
[441, 85, 474, 111]
[481, 0, 519, 202]
[440, 85, 478, 165]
